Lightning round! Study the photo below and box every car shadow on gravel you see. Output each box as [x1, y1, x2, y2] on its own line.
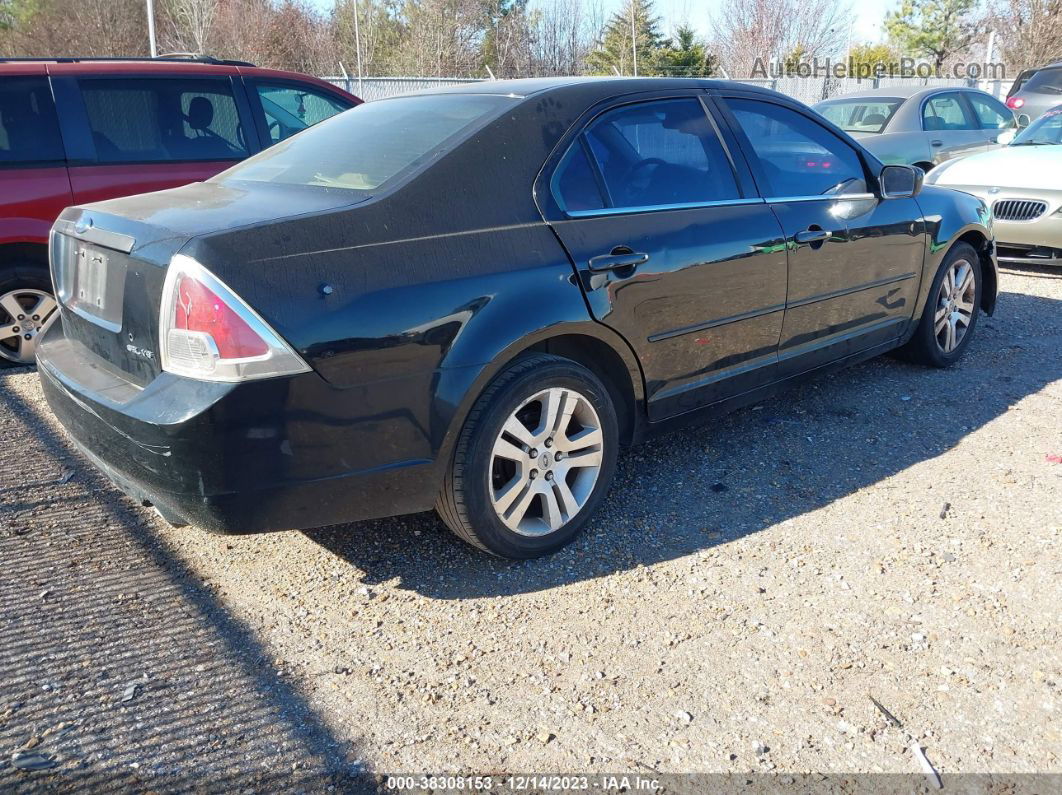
[0, 386, 373, 790]
[307, 288, 1062, 599]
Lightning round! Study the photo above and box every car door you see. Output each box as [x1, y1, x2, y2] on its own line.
[539, 94, 789, 421]
[57, 75, 255, 206]
[243, 78, 355, 148]
[0, 74, 72, 245]
[966, 92, 1018, 149]
[921, 91, 986, 165]
[718, 94, 926, 375]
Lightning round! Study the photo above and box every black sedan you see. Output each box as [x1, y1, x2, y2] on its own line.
[38, 78, 998, 559]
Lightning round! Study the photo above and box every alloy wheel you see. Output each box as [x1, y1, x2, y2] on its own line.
[489, 387, 604, 537]
[0, 289, 57, 365]
[934, 259, 976, 354]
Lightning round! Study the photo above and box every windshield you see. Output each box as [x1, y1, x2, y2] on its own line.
[815, 98, 903, 133]
[1011, 107, 1062, 145]
[218, 93, 515, 192]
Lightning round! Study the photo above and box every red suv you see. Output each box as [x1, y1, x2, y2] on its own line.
[0, 56, 360, 365]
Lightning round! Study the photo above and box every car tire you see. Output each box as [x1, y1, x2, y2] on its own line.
[900, 241, 982, 368]
[0, 263, 56, 368]
[436, 353, 619, 559]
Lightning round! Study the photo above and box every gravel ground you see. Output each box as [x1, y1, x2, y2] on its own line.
[1, 267, 1060, 789]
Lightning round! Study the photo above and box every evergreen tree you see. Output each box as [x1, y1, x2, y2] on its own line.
[886, 0, 982, 71]
[585, 0, 665, 76]
[657, 25, 714, 77]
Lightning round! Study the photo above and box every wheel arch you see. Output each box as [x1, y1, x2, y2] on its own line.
[0, 241, 49, 272]
[912, 184, 998, 328]
[432, 322, 647, 484]
[956, 229, 997, 316]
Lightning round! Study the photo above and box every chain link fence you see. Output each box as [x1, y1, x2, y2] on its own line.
[323, 75, 1016, 104]
[321, 76, 484, 101]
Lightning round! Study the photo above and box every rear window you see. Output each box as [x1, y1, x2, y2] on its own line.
[1023, 67, 1062, 95]
[0, 77, 65, 166]
[815, 98, 902, 133]
[79, 77, 249, 163]
[219, 93, 512, 192]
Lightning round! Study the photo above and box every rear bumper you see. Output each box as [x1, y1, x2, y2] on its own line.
[37, 323, 439, 533]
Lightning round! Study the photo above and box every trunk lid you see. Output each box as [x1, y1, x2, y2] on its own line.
[49, 181, 364, 387]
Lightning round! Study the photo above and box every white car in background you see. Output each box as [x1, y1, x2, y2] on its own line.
[926, 106, 1062, 267]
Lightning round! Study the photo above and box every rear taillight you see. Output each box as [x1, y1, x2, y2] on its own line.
[1007, 97, 1025, 109]
[160, 255, 310, 382]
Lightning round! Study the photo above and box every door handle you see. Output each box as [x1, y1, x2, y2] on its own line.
[588, 249, 649, 273]
[930, 139, 944, 147]
[794, 228, 830, 244]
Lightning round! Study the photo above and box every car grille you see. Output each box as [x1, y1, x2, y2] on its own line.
[992, 199, 1048, 222]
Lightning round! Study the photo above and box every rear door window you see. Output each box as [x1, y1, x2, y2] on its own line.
[922, 93, 977, 131]
[555, 98, 739, 211]
[726, 97, 867, 197]
[0, 77, 65, 166]
[78, 77, 250, 163]
[253, 81, 352, 144]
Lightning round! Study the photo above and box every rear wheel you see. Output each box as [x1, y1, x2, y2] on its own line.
[437, 353, 619, 559]
[0, 265, 57, 367]
[900, 242, 981, 367]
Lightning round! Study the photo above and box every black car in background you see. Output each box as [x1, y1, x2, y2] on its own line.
[38, 78, 998, 559]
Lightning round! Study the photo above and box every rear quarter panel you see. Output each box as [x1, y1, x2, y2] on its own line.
[182, 218, 635, 480]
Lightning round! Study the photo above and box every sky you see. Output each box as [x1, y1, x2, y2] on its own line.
[652, 0, 894, 45]
[307, 0, 895, 46]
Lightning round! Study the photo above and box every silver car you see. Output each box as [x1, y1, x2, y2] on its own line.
[926, 105, 1062, 267]
[1006, 62, 1062, 124]
[813, 86, 1018, 171]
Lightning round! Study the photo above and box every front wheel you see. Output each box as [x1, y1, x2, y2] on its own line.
[437, 353, 619, 559]
[900, 241, 982, 367]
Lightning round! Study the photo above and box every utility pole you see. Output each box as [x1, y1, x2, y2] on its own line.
[146, 0, 157, 57]
[630, 1, 638, 76]
[353, 0, 364, 95]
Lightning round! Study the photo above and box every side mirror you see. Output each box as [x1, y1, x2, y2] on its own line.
[881, 164, 923, 199]
[1018, 113, 1031, 128]
[996, 129, 1017, 145]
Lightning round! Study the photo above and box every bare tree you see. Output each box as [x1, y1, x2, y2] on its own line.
[0, 0, 148, 57]
[988, 0, 1062, 71]
[530, 0, 597, 75]
[162, 0, 219, 55]
[710, 0, 849, 77]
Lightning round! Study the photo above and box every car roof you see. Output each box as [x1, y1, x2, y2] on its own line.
[0, 57, 360, 100]
[821, 84, 1006, 103]
[409, 75, 784, 99]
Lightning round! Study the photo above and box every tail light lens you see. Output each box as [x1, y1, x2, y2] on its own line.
[159, 255, 310, 382]
[1006, 97, 1025, 109]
